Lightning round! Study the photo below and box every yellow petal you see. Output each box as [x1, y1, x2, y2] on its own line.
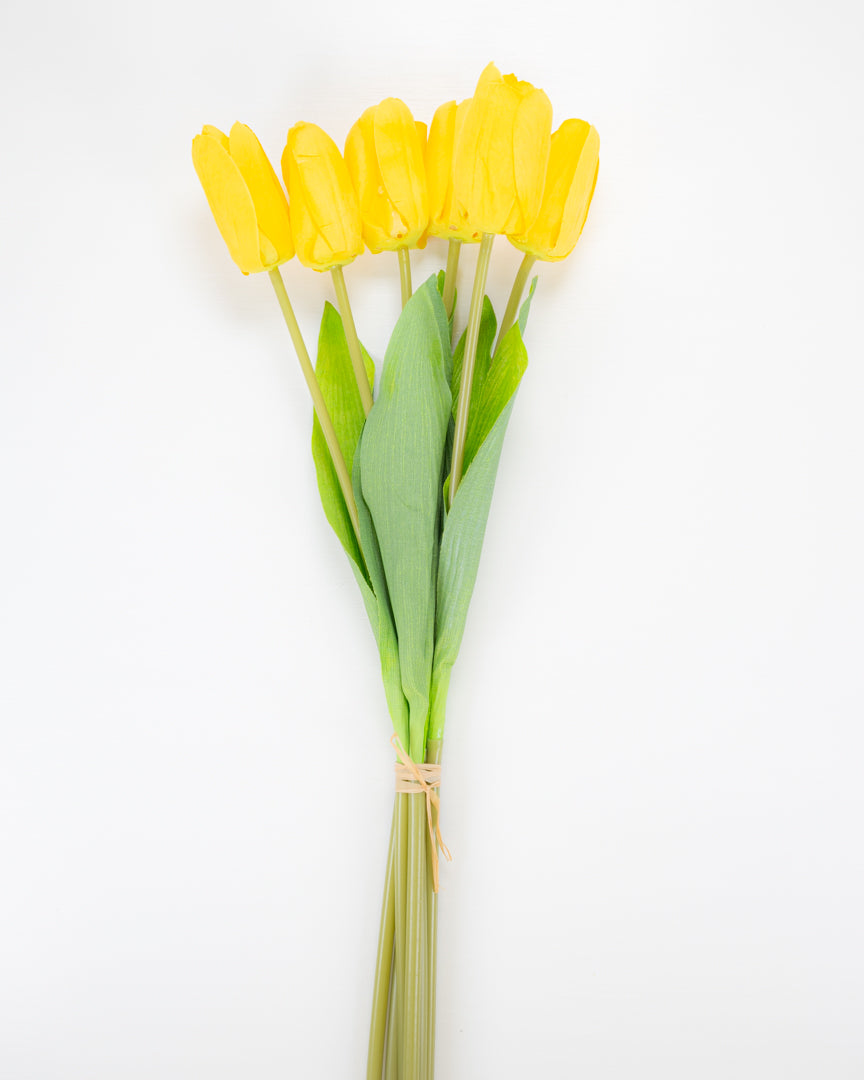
[453, 65, 510, 232]
[192, 133, 262, 274]
[509, 87, 553, 233]
[372, 98, 427, 248]
[228, 123, 293, 267]
[556, 123, 599, 256]
[282, 122, 362, 271]
[411, 122, 429, 249]
[510, 120, 599, 260]
[345, 99, 428, 253]
[201, 124, 229, 150]
[453, 62, 552, 236]
[426, 99, 480, 242]
[345, 107, 392, 253]
[425, 100, 456, 229]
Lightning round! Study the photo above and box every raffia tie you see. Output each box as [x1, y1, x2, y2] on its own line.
[391, 734, 452, 892]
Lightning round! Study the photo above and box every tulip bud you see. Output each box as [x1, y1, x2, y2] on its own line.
[192, 123, 293, 275]
[344, 99, 428, 253]
[281, 122, 364, 271]
[426, 99, 480, 243]
[452, 62, 553, 236]
[510, 120, 599, 261]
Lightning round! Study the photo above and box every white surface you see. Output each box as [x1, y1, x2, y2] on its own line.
[2, 0, 863, 1076]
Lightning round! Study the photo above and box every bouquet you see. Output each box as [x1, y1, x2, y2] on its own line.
[191, 60, 599, 1079]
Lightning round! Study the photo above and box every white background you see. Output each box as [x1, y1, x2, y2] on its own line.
[2, 0, 863, 1076]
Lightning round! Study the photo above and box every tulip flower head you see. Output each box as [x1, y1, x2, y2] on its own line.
[426, 99, 480, 243]
[452, 63, 553, 236]
[344, 98, 429, 254]
[191, 123, 293, 275]
[281, 122, 364, 272]
[510, 119, 600, 261]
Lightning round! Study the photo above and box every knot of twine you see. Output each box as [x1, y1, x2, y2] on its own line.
[391, 734, 452, 892]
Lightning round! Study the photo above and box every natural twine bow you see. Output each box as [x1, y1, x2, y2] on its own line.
[391, 734, 452, 892]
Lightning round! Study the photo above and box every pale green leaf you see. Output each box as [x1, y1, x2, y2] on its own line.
[359, 277, 452, 759]
[429, 394, 517, 742]
[429, 320, 530, 741]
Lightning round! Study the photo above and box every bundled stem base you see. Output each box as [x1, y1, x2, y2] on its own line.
[368, 739, 443, 1078]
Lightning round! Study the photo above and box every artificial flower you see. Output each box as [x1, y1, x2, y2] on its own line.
[510, 119, 600, 260]
[192, 123, 293, 274]
[452, 62, 552, 236]
[344, 98, 428, 253]
[426, 99, 480, 242]
[281, 122, 363, 271]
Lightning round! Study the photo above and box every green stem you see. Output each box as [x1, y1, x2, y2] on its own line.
[495, 252, 536, 356]
[425, 737, 443, 1078]
[449, 232, 494, 506]
[331, 264, 374, 417]
[393, 793, 409, 1074]
[403, 793, 428, 1078]
[398, 247, 413, 308]
[442, 239, 461, 319]
[367, 798, 398, 1080]
[268, 269, 360, 539]
[384, 961, 398, 1080]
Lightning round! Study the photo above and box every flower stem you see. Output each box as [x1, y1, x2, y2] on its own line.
[331, 264, 374, 417]
[393, 793, 409, 1074]
[398, 248, 413, 308]
[442, 239, 461, 319]
[403, 793, 429, 1078]
[449, 232, 494, 506]
[494, 252, 536, 355]
[425, 737, 443, 1078]
[384, 964, 398, 1080]
[268, 268, 360, 539]
[366, 798, 398, 1080]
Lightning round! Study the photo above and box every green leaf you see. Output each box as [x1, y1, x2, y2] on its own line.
[429, 396, 518, 742]
[443, 305, 528, 504]
[450, 295, 496, 418]
[310, 302, 374, 584]
[352, 440, 409, 748]
[429, 323, 529, 742]
[434, 268, 457, 339]
[462, 318, 528, 478]
[359, 277, 452, 759]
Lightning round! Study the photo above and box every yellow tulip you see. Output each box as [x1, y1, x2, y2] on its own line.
[344, 99, 428, 253]
[510, 120, 599, 261]
[426, 99, 480, 243]
[191, 123, 293, 275]
[281, 122, 363, 271]
[452, 62, 552, 236]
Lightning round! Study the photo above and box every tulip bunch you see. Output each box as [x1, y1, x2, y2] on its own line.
[192, 61, 598, 1079]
